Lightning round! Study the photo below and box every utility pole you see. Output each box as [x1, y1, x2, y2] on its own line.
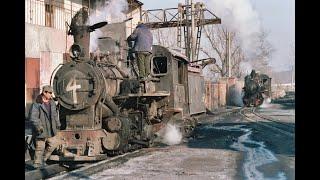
[225, 30, 231, 77]
[291, 65, 294, 91]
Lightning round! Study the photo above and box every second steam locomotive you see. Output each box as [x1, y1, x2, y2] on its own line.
[242, 70, 272, 107]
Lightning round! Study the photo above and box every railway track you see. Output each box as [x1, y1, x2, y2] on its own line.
[25, 143, 162, 180]
[48, 149, 151, 180]
[25, 147, 148, 180]
[239, 107, 295, 138]
[251, 109, 295, 129]
[25, 150, 141, 180]
[25, 160, 90, 180]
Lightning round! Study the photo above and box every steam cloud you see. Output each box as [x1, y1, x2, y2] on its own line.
[88, 0, 128, 52]
[260, 94, 272, 108]
[205, 0, 262, 53]
[228, 81, 244, 107]
[260, 98, 271, 108]
[162, 124, 182, 145]
[240, 61, 253, 75]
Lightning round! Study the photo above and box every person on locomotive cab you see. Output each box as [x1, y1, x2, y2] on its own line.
[28, 85, 61, 168]
[127, 21, 153, 80]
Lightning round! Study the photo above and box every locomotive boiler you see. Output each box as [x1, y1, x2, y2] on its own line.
[242, 70, 272, 107]
[47, 8, 204, 162]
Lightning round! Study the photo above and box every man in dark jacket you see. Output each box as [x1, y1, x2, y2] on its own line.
[127, 21, 153, 80]
[29, 85, 61, 168]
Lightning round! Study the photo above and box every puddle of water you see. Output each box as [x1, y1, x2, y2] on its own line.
[209, 124, 287, 180]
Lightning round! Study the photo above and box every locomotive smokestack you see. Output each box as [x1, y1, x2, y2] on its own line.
[68, 8, 91, 59]
[68, 8, 107, 60]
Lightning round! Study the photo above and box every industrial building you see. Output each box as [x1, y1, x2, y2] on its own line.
[25, 0, 143, 113]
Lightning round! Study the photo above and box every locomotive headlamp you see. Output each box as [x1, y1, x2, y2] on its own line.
[69, 44, 82, 59]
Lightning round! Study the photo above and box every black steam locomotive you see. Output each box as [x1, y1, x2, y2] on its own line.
[242, 70, 272, 107]
[47, 8, 206, 162]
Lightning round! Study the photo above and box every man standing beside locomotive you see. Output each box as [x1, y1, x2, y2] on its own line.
[127, 21, 153, 80]
[29, 85, 61, 168]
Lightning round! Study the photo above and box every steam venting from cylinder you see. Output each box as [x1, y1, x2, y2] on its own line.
[162, 124, 182, 145]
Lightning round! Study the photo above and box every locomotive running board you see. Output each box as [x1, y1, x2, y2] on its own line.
[114, 91, 170, 99]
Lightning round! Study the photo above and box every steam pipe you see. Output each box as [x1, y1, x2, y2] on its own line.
[99, 94, 119, 116]
[105, 94, 119, 116]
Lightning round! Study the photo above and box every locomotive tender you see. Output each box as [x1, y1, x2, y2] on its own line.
[48, 8, 206, 161]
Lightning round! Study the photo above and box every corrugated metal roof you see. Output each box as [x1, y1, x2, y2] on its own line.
[134, 0, 143, 5]
[166, 47, 189, 63]
[128, 0, 143, 6]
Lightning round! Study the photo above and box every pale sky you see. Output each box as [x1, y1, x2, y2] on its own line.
[139, 0, 295, 72]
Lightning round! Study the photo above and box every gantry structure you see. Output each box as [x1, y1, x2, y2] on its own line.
[141, 0, 221, 64]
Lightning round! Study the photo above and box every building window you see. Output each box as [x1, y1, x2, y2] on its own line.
[45, 1, 54, 27]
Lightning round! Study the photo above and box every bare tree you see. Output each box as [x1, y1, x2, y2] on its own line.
[202, 25, 245, 78]
[249, 29, 275, 74]
[152, 28, 177, 47]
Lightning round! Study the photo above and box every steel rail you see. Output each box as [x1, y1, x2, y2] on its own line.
[251, 108, 295, 129]
[239, 107, 294, 138]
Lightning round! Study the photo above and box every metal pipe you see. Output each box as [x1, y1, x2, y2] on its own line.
[98, 101, 115, 117]
[99, 94, 119, 116]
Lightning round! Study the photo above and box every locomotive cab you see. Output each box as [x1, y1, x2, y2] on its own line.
[115, 45, 191, 119]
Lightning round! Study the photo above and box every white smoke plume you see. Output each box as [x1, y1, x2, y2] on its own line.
[162, 124, 183, 145]
[88, 0, 128, 52]
[240, 61, 253, 75]
[260, 94, 272, 108]
[229, 81, 244, 107]
[204, 0, 262, 54]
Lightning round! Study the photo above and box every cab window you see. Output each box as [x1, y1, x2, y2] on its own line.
[152, 56, 167, 75]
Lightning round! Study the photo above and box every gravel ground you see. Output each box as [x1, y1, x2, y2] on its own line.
[87, 146, 243, 180]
